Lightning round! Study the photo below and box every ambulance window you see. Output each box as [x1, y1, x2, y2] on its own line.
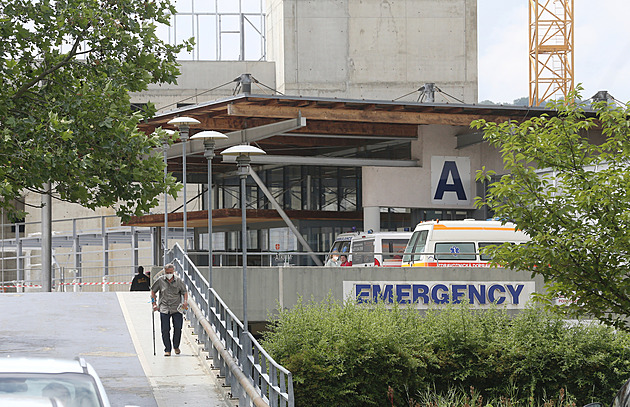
[339, 241, 351, 254]
[326, 240, 350, 262]
[478, 242, 501, 260]
[403, 230, 428, 262]
[351, 239, 374, 264]
[434, 242, 476, 260]
[382, 239, 409, 260]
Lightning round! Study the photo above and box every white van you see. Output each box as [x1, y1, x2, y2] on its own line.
[401, 219, 529, 267]
[326, 232, 357, 256]
[349, 231, 412, 267]
[326, 231, 412, 267]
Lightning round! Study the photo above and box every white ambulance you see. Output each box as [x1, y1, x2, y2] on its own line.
[326, 231, 412, 267]
[401, 219, 529, 267]
[349, 231, 412, 267]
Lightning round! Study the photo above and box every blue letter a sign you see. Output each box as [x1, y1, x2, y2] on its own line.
[431, 156, 471, 206]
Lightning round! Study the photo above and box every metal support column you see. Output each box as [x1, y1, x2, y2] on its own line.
[151, 227, 160, 267]
[249, 170, 323, 266]
[15, 222, 23, 286]
[73, 219, 81, 279]
[102, 217, 109, 277]
[42, 182, 52, 292]
[132, 226, 139, 270]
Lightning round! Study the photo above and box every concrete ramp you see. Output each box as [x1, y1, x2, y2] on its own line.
[0, 292, 233, 407]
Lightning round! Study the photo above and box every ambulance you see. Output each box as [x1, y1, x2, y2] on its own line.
[401, 219, 529, 267]
[350, 231, 412, 267]
[326, 231, 412, 267]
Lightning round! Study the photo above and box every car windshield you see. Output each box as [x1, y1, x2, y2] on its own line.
[0, 373, 102, 407]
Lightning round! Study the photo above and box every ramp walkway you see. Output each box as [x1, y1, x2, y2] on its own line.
[0, 291, 234, 407]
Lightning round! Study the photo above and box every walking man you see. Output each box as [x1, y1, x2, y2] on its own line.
[150, 264, 188, 356]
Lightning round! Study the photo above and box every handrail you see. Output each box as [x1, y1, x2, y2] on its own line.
[168, 243, 294, 407]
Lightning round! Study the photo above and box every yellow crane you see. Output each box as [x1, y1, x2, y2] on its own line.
[529, 0, 574, 106]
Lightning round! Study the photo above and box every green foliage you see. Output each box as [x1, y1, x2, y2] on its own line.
[262, 298, 630, 407]
[0, 0, 190, 220]
[471, 87, 630, 330]
[263, 297, 431, 406]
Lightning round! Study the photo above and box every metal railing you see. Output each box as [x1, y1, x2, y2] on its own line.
[168, 243, 293, 407]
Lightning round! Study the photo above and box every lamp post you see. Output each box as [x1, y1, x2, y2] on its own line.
[220, 144, 266, 338]
[167, 117, 200, 256]
[190, 131, 228, 288]
[161, 130, 175, 266]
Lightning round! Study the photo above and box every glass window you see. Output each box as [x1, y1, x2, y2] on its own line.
[351, 239, 374, 265]
[220, 32, 241, 60]
[241, 0, 262, 13]
[381, 239, 409, 260]
[0, 373, 102, 407]
[221, 186, 239, 210]
[197, 15, 218, 60]
[199, 232, 226, 251]
[217, 0, 240, 13]
[193, 0, 215, 13]
[269, 228, 297, 251]
[174, 0, 193, 13]
[403, 230, 428, 262]
[158, 0, 265, 61]
[434, 243, 477, 261]
[244, 16, 264, 59]
[478, 242, 501, 261]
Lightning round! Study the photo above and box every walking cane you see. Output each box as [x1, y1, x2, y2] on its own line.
[152, 308, 156, 356]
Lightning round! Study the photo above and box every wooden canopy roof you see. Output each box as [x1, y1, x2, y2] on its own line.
[127, 94, 566, 228]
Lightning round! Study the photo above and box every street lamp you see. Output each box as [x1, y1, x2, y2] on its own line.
[220, 144, 266, 337]
[190, 131, 228, 288]
[167, 117, 200, 256]
[161, 130, 175, 266]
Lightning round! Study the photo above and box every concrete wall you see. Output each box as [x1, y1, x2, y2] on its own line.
[134, 0, 479, 110]
[201, 266, 545, 323]
[363, 124, 504, 209]
[266, 0, 478, 102]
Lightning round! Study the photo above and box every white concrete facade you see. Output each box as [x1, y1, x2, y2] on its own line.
[134, 0, 478, 112]
[266, 0, 478, 102]
[363, 124, 504, 210]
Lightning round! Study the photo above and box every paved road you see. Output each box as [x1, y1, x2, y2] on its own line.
[0, 291, 234, 407]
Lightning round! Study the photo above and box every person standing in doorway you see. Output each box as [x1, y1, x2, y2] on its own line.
[150, 264, 188, 356]
[130, 266, 150, 291]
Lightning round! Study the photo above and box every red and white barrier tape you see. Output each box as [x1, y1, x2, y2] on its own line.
[1, 281, 132, 288]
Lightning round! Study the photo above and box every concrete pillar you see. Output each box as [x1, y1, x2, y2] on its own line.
[363, 206, 380, 233]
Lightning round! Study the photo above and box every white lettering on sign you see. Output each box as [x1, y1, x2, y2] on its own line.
[431, 156, 472, 206]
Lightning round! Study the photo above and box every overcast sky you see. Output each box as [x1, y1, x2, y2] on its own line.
[478, 0, 630, 104]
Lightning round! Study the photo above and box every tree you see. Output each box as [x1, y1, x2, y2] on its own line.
[0, 0, 188, 221]
[472, 90, 630, 330]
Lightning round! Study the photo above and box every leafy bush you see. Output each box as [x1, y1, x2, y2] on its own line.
[262, 297, 630, 407]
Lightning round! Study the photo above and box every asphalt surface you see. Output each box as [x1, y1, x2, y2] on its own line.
[0, 291, 234, 407]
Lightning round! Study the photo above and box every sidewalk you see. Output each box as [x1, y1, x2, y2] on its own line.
[116, 292, 235, 407]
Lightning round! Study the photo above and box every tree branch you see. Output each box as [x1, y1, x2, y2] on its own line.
[11, 33, 85, 100]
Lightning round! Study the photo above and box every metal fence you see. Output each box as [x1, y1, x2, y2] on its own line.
[0, 215, 157, 293]
[169, 243, 293, 407]
[0, 265, 137, 293]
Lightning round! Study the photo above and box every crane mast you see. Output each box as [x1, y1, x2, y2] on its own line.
[529, 0, 574, 106]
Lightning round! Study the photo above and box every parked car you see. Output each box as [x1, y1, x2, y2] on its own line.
[0, 357, 113, 407]
[583, 377, 630, 407]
